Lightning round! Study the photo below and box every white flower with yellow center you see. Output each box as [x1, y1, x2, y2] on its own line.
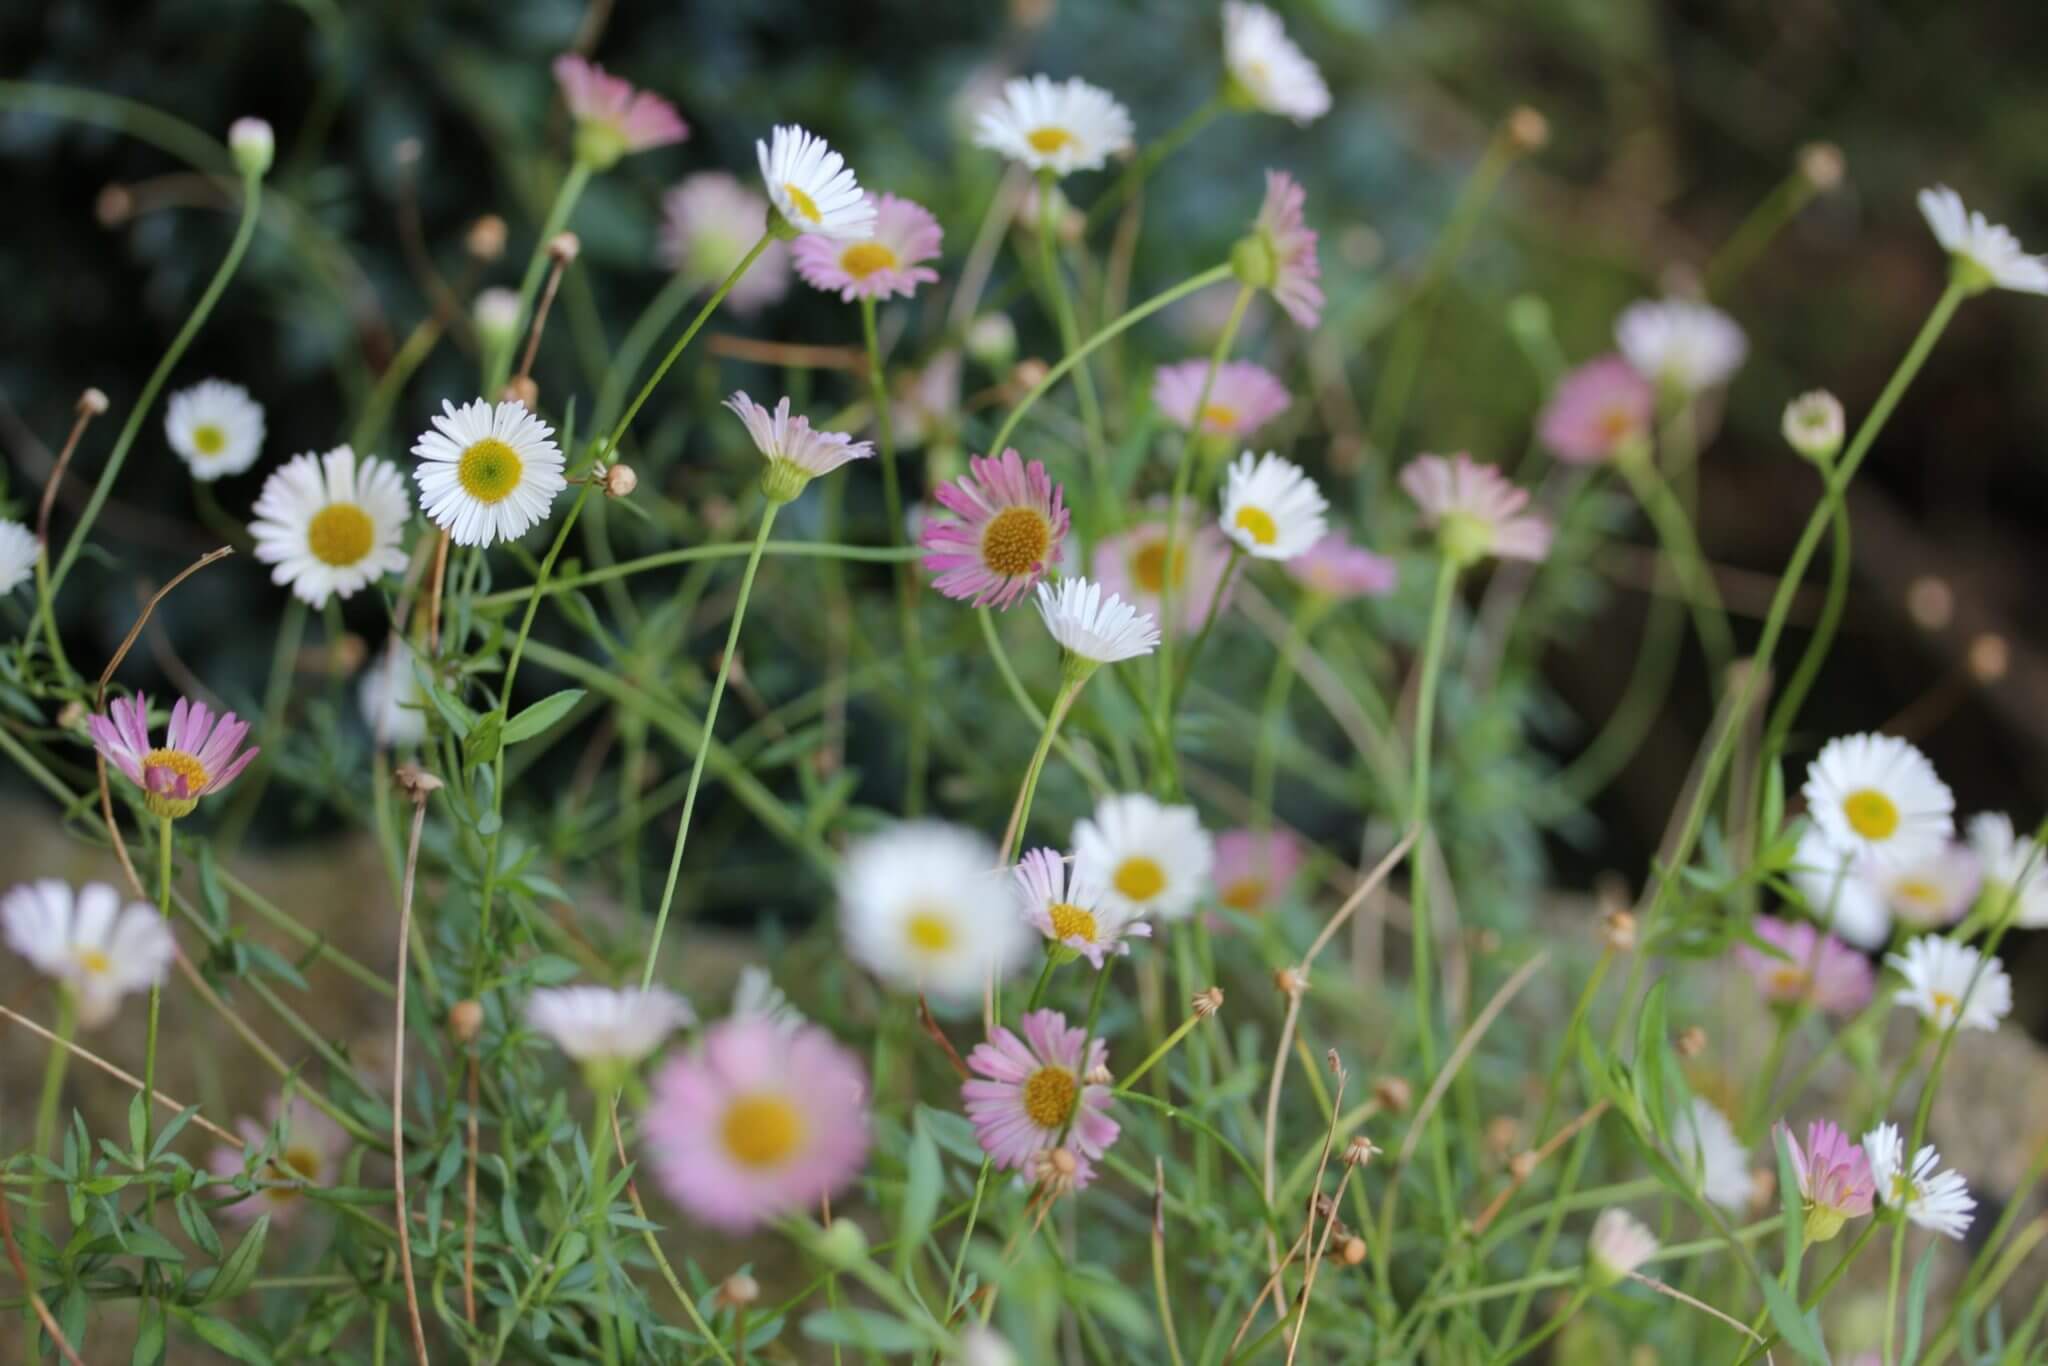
[838, 822, 1032, 1001]
[166, 379, 265, 481]
[1073, 793, 1213, 923]
[410, 398, 565, 546]
[1888, 935, 2010, 1034]
[1967, 812, 2048, 927]
[525, 985, 694, 1069]
[1220, 451, 1327, 560]
[1222, 2, 1330, 125]
[757, 125, 875, 242]
[2, 879, 175, 1028]
[1016, 847, 1150, 968]
[1863, 1123, 1975, 1240]
[974, 75, 1134, 178]
[1801, 733, 1953, 867]
[249, 445, 410, 608]
[1615, 299, 1748, 395]
[1918, 185, 2048, 296]
[1034, 576, 1161, 667]
[1788, 824, 1890, 949]
[0, 519, 37, 595]
[1873, 842, 1979, 931]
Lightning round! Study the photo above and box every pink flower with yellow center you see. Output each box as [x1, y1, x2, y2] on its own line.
[1090, 506, 1233, 635]
[1775, 1118, 1874, 1243]
[962, 1009, 1119, 1187]
[658, 173, 791, 316]
[1538, 355, 1655, 464]
[1211, 828, 1305, 916]
[1016, 847, 1150, 968]
[1152, 360, 1291, 438]
[208, 1094, 349, 1226]
[1734, 915, 1874, 1017]
[919, 449, 1069, 609]
[1400, 453, 1552, 566]
[553, 54, 687, 169]
[793, 193, 943, 303]
[88, 693, 258, 821]
[1283, 531, 1398, 600]
[1249, 170, 1324, 329]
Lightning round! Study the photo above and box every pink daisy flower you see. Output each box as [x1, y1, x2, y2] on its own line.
[1091, 507, 1233, 634]
[1250, 170, 1323, 329]
[962, 1009, 1118, 1187]
[88, 693, 259, 822]
[1016, 848, 1150, 969]
[1283, 531, 1398, 600]
[1399, 453, 1552, 565]
[658, 173, 790, 315]
[1152, 359, 1291, 439]
[920, 448, 1069, 609]
[1538, 354, 1655, 464]
[642, 1016, 870, 1233]
[793, 193, 943, 303]
[1776, 1118, 1875, 1242]
[207, 1093, 349, 1226]
[553, 54, 687, 168]
[1211, 828, 1306, 915]
[1735, 915, 1874, 1017]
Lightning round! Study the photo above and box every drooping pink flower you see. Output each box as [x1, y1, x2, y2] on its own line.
[1151, 360, 1291, 438]
[793, 193, 943, 303]
[1015, 847, 1150, 969]
[1776, 1118, 1875, 1242]
[88, 693, 259, 821]
[1251, 170, 1323, 329]
[1399, 453, 1552, 565]
[658, 173, 790, 315]
[1211, 828, 1305, 916]
[1538, 355, 1655, 464]
[553, 54, 687, 167]
[1283, 531, 1398, 600]
[1735, 915, 1875, 1017]
[642, 1016, 870, 1233]
[962, 1009, 1118, 1187]
[919, 448, 1069, 610]
[1091, 506, 1233, 634]
[208, 1093, 349, 1226]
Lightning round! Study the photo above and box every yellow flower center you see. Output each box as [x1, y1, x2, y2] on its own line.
[1026, 126, 1076, 155]
[721, 1094, 805, 1168]
[457, 438, 524, 504]
[1233, 505, 1280, 546]
[306, 502, 376, 567]
[1842, 788, 1900, 841]
[1597, 405, 1639, 442]
[1221, 878, 1266, 913]
[1200, 403, 1240, 431]
[1929, 989, 1959, 1019]
[1114, 856, 1166, 903]
[1022, 1065, 1079, 1129]
[1893, 878, 1942, 907]
[1047, 902, 1098, 943]
[283, 1145, 322, 1181]
[144, 748, 210, 793]
[903, 908, 955, 953]
[75, 948, 112, 976]
[192, 423, 227, 456]
[981, 505, 1052, 578]
[783, 182, 821, 222]
[1767, 966, 1811, 997]
[840, 242, 899, 278]
[1129, 539, 1186, 595]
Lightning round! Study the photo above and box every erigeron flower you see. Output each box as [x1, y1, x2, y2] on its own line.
[1034, 578, 1161, 667]
[757, 125, 875, 241]
[1153, 359, 1291, 439]
[1788, 824, 1890, 949]
[2, 879, 175, 1028]
[1073, 792, 1214, 922]
[1585, 1208, 1658, 1287]
[0, 520, 36, 594]
[1220, 451, 1328, 560]
[207, 1094, 349, 1226]
[1221, 2, 1330, 125]
[732, 965, 805, 1034]
[837, 822, 1032, 1001]
[1016, 848, 1150, 969]
[892, 350, 962, 449]
[1778, 1119, 1875, 1243]
[88, 693, 258, 821]
[1615, 298, 1748, 395]
[1873, 842, 1979, 931]
[1735, 916, 1874, 1017]
[1237, 170, 1324, 329]
[658, 173, 792, 315]
[1967, 812, 2048, 927]
[1888, 935, 2011, 1033]
[1539, 355, 1655, 464]
[228, 117, 274, 179]
[1400, 453, 1553, 566]
[724, 391, 873, 504]
[973, 75, 1133, 178]
[1284, 532, 1397, 600]
[1863, 1123, 1975, 1239]
[360, 638, 429, 748]
[1801, 733, 1954, 867]
[963, 1008, 1118, 1187]
[1092, 509, 1233, 634]
[473, 287, 523, 349]
[554, 54, 686, 169]
[1782, 391, 1846, 463]
[1917, 185, 2048, 296]
[793, 193, 942, 302]
[249, 445, 410, 608]
[411, 398, 565, 547]
[526, 986, 695, 1072]
[1212, 828, 1305, 915]
[642, 1015, 871, 1233]
[1674, 1098, 1750, 1213]
[920, 448, 1069, 609]
[166, 379, 265, 481]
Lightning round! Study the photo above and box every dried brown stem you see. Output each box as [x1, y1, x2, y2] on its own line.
[0, 1003, 242, 1148]
[1397, 952, 1550, 1168]
[1469, 1100, 1611, 1236]
[36, 399, 101, 547]
[0, 1174, 86, 1366]
[391, 793, 433, 1365]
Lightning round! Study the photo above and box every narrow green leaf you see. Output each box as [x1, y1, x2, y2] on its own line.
[128, 1092, 148, 1160]
[1758, 1275, 1830, 1364]
[463, 712, 503, 769]
[131, 1299, 166, 1365]
[1632, 980, 1672, 1143]
[204, 1214, 270, 1303]
[171, 1305, 276, 1364]
[801, 1308, 928, 1353]
[1774, 1126, 1805, 1294]
[502, 689, 586, 744]
[1901, 1241, 1936, 1365]
[895, 1116, 942, 1265]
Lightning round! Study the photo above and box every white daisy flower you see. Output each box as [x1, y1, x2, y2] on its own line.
[359, 638, 429, 748]
[0, 519, 37, 594]
[525, 985, 694, 1068]
[1801, 733, 1954, 867]
[1220, 451, 1328, 560]
[166, 379, 265, 481]
[732, 965, 806, 1034]
[1072, 792, 1214, 923]
[838, 822, 1033, 1001]
[1673, 1097, 1750, 1213]
[1788, 824, 1891, 949]
[1034, 577, 1161, 667]
[2, 879, 175, 1029]
[1222, 2, 1330, 125]
[757, 125, 875, 242]
[1874, 843, 1979, 932]
[1888, 935, 2011, 1033]
[248, 446, 410, 608]
[973, 75, 1134, 179]
[1863, 1123, 1975, 1240]
[1586, 1208, 1659, 1287]
[410, 398, 566, 547]
[1615, 299, 1749, 395]
[1015, 847, 1151, 969]
[1917, 185, 2048, 296]
[473, 287, 523, 348]
[1967, 812, 2048, 927]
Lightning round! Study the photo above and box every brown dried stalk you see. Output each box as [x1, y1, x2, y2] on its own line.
[391, 780, 435, 1365]
[1397, 952, 1550, 1168]
[0, 1003, 242, 1149]
[0, 1175, 86, 1366]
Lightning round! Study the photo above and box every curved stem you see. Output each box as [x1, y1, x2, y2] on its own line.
[1032, 169, 1111, 505]
[861, 294, 929, 814]
[485, 160, 591, 395]
[26, 994, 75, 1239]
[1616, 450, 1735, 680]
[1760, 498, 1851, 763]
[996, 673, 1085, 865]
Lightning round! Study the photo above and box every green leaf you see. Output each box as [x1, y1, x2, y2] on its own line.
[128, 1092, 148, 1160]
[416, 662, 476, 737]
[1902, 1241, 1936, 1365]
[123, 1225, 187, 1263]
[463, 712, 503, 769]
[801, 1309, 928, 1353]
[204, 1214, 270, 1303]
[131, 1299, 166, 1366]
[895, 1116, 942, 1265]
[1774, 1126, 1805, 1293]
[502, 689, 586, 745]
[151, 1105, 203, 1162]
[171, 1305, 275, 1364]
[1632, 979, 1672, 1143]
[1758, 1275, 1831, 1364]
[918, 1106, 984, 1166]
[176, 1192, 222, 1259]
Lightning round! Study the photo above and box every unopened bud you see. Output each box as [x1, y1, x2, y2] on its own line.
[502, 376, 539, 409]
[1969, 633, 2009, 684]
[1781, 390, 1845, 463]
[602, 463, 639, 498]
[966, 313, 1017, 371]
[1603, 909, 1638, 953]
[394, 762, 445, 803]
[466, 215, 508, 262]
[1011, 358, 1050, 393]
[1507, 106, 1550, 152]
[449, 999, 485, 1044]
[1273, 965, 1307, 998]
[547, 231, 581, 264]
[1344, 1135, 1380, 1169]
[1191, 986, 1224, 1018]
[1509, 1150, 1539, 1181]
[77, 388, 110, 417]
[56, 701, 87, 731]
[1340, 1235, 1368, 1266]
[1230, 231, 1279, 291]
[1905, 576, 1954, 632]
[96, 184, 134, 227]
[229, 117, 275, 178]
[815, 1217, 868, 1268]
[1675, 1026, 1707, 1059]
[715, 1273, 760, 1309]
[473, 287, 521, 347]
[1798, 142, 1846, 193]
[1372, 1076, 1412, 1114]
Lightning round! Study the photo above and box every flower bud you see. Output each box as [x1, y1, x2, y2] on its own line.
[814, 1217, 868, 1268]
[547, 232, 581, 264]
[473, 287, 522, 349]
[715, 1273, 760, 1309]
[1230, 232, 1279, 291]
[966, 314, 1018, 372]
[1781, 390, 1845, 464]
[1905, 576, 1953, 632]
[1586, 1208, 1658, 1288]
[229, 118, 275, 178]
[449, 998, 485, 1044]
[502, 376, 539, 409]
[1340, 1235, 1368, 1266]
[466, 215, 508, 262]
[77, 388, 110, 417]
[1969, 633, 2009, 685]
[1798, 142, 1846, 193]
[1191, 986, 1225, 1018]
[602, 463, 639, 498]
[1507, 106, 1550, 153]
[1603, 908, 1638, 953]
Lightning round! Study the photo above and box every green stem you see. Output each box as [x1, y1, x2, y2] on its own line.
[352, 314, 445, 455]
[1113, 1010, 1207, 1096]
[32, 551, 72, 677]
[485, 159, 592, 395]
[1760, 499, 1851, 764]
[1250, 596, 1325, 829]
[218, 595, 307, 850]
[143, 814, 173, 1225]
[1495, 1285, 1589, 1364]
[1706, 170, 1819, 298]
[26, 993, 75, 1236]
[1616, 449, 1735, 680]
[1084, 97, 1225, 232]
[1407, 560, 1460, 1067]
[1033, 169, 1112, 506]
[470, 539, 919, 609]
[997, 672, 1086, 865]
[591, 1094, 621, 1366]
[595, 269, 697, 433]
[860, 294, 929, 815]
[1882, 1218, 1906, 1366]
[1168, 546, 1244, 715]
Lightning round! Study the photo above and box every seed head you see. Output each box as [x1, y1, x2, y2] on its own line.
[77, 388, 110, 417]
[1343, 1135, 1381, 1169]
[449, 999, 485, 1044]
[1273, 965, 1307, 999]
[1507, 106, 1550, 152]
[394, 762, 445, 804]
[716, 1273, 760, 1309]
[602, 463, 639, 498]
[502, 376, 539, 408]
[1191, 986, 1225, 1018]
[1798, 142, 1846, 193]
[1372, 1076, 1412, 1114]
[547, 232, 581, 264]
[1603, 908, 1638, 953]
[466, 215, 508, 262]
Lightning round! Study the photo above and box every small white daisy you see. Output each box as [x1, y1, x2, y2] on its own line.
[0, 519, 37, 594]
[1917, 185, 2048, 296]
[1586, 1208, 1659, 1286]
[732, 965, 806, 1034]
[1034, 577, 1161, 667]
[1788, 824, 1891, 949]
[411, 398, 566, 547]
[1673, 1097, 1750, 1213]
[525, 985, 694, 1068]
[838, 822, 1033, 1001]
[1219, 451, 1328, 560]
[473, 287, 522, 348]
[2, 879, 175, 1028]
[1888, 935, 2011, 1033]
[1863, 1123, 1975, 1240]
[360, 638, 429, 748]
[248, 445, 410, 608]
[1874, 843, 1979, 931]
[1615, 299, 1749, 395]
[166, 379, 265, 481]
[1015, 847, 1151, 969]
[1967, 812, 2048, 927]
[1801, 733, 1954, 867]
[757, 125, 875, 241]
[973, 75, 1134, 179]
[724, 391, 873, 503]
[1072, 792, 1214, 923]
[1222, 2, 1330, 125]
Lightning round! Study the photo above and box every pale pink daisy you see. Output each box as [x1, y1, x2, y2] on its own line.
[1212, 828, 1306, 915]
[1248, 170, 1323, 329]
[642, 1016, 870, 1233]
[658, 173, 790, 315]
[1284, 531, 1397, 600]
[1539, 355, 1655, 464]
[724, 391, 873, 503]
[1735, 916, 1874, 1017]
[1091, 508, 1233, 634]
[1016, 848, 1150, 969]
[1400, 453, 1553, 565]
[553, 55, 687, 169]
[208, 1093, 349, 1226]
[88, 693, 259, 822]
[1776, 1118, 1874, 1243]
[919, 448, 1068, 609]
[793, 193, 942, 303]
[962, 1008, 1118, 1187]
[1152, 360, 1291, 438]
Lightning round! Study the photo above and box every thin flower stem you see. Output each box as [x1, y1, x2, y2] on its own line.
[1114, 1008, 1207, 1096]
[391, 795, 431, 1366]
[485, 159, 591, 395]
[1250, 596, 1326, 829]
[26, 994, 75, 1238]
[1170, 545, 1245, 714]
[943, 1160, 994, 1316]
[218, 594, 307, 850]
[860, 293, 930, 815]
[142, 814, 172, 1226]
[469, 539, 921, 609]
[590, 1094, 622, 1366]
[1761, 498, 1852, 764]
[997, 674, 1086, 865]
[603, 231, 771, 461]
[1084, 96, 1225, 232]
[1616, 449, 1735, 679]
[1495, 1284, 1589, 1364]
[1707, 167, 1821, 298]
[1034, 168, 1112, 508]
[1882, 1218, 1906, 1366]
